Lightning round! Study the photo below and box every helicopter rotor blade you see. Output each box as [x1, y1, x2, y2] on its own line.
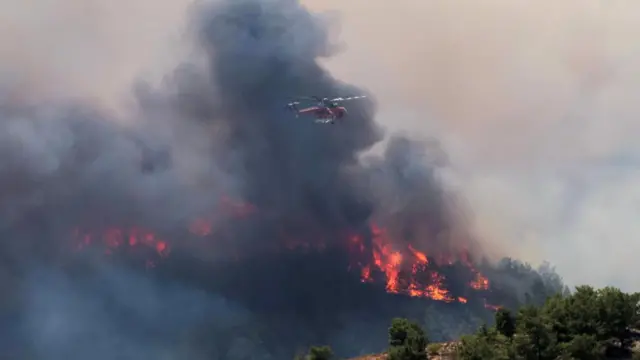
[330, 95, 367, 102]
[292, 96, 320, 102]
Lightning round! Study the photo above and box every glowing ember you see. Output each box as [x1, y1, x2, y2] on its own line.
[484, 301, 501, 311]
[73, 227, 170, 258]
[189, 218, 213, 236]
[470, 273, 490, 290]
[408, 245, 428, 264]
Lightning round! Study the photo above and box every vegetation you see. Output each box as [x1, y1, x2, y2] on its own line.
[457, 285, 640, 359]
[309, 285, 640, 360]
[387, 318, 429, 360]
[426, 343, 442, 357]
[296, 345, 334, 360]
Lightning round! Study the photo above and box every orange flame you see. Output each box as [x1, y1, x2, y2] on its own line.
[71, 195, 498, 308]
[349, 222, 493, 305]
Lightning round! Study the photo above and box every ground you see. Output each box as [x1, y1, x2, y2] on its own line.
[347, 340, 640, 360]
[348, 341, 459, 360]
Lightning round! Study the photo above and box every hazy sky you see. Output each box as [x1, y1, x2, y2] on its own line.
[306, 0, 640, 292]
[2, 0, 640, 291]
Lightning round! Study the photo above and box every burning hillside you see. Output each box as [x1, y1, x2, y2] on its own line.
[0, 0, 565, 359]
[70, 197, 498, 308]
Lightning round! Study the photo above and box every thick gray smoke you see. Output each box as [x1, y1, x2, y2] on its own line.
[187, 0, 381, 228]
[0, 0, 565, 359]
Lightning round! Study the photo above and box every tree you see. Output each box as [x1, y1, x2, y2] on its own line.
[387, 318, 428, 360]
[565, 286, 602, 340]
[543, 285, 639, 355]
[543, 286, 603, 346]
[454, 284, 639, 360]
[495, 308, 516, 339]
[426, 343, 442, 357]
[514, 305, 558, 360]
[596, 287, 640, 351]
[295, 346, 333, 360]
[307, 345, 333, 360]
[560, 334, 603, 360]
[456, 328, 512, 360]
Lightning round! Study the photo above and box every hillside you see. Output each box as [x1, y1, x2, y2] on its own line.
[349, 341, 457, 360]
[297, 285, 640, 360]
[349, 339, 640, 360]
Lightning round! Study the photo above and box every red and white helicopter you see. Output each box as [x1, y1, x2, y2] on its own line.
[286, 95, 367, 124]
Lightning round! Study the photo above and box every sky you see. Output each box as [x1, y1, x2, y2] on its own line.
[307, 0, 640, 291]
[2, 0, 640, 291]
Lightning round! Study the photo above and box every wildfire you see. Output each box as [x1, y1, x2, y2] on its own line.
[350, 223, 492, 304]
[470, 273, 490, 290]
[73, 226, 170, 268]
[71, 195, 499, 308]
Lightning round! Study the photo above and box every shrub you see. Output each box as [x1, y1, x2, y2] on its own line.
[426, 343, 442, 357]
[387, 318, 428, 360]
[295, 345, 333, 360]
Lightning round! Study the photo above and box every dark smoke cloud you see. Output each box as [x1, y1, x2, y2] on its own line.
[190, 0, 382, 227]
[363, 135, 472, 254]
[23, 266, 251, 360]
[0, 0, 566, 358]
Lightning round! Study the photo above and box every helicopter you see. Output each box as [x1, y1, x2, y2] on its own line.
[285, 95, 367, 124]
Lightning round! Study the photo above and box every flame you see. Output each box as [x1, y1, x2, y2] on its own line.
[484, 300, 501, 311]
[71, 195, 497, 307]
[73, 226, 170, 265]
[470, 273, 490, 290]
[360, 223, 459, 301]
[348, 223, 493, 304]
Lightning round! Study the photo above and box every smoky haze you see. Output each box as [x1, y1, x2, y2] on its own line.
[305, 0, 640, 291]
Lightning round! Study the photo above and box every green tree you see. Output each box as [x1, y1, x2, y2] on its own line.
[596, 287, 640, 350]
[543, 286, 602, 345]
[633, 292, 640, 329]
[565, 286, 602, 340]
[295, 346, 333, 360]
[514, 305, 558, 360]
[426, 343, 442, 357]
[455, 284, 639, 360]
[495, 308, 516, 339]
[307, 345, 333, 360]
[541, 293, 571, 344]
[387, 318, 428, 360]
[560, 333, 603, 360]
[456, 329, 512, 360]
